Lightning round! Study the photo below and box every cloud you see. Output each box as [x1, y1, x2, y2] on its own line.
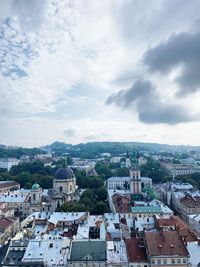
[0, 0, 48, 29]
[64, 128, 77, 138]
[106, 79, 197, 124]
[0, 0, 200, 146]
[143, 31, 200, 96]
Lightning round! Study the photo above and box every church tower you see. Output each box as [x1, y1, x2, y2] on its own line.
[130, 151, 141, 194]
[31, 183, 42, 205]
[125, 151, 131, 168]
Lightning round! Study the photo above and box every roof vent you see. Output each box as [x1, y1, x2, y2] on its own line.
[170, 244, 174, 248]
[158, 244, 162, 248]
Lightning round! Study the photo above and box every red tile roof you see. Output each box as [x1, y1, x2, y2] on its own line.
[145, 230, 189, 257]
[180, 196, 200, 208]
[126, 237, 148, 262]
[156, 216, 198, 242]
[0, 181, 20, 189]
[0, 218, 13, 230]
[112, 194, 130, 213]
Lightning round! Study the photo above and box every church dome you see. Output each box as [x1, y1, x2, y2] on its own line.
[55, 167, 74, 180]
[32, 183, 40, 190]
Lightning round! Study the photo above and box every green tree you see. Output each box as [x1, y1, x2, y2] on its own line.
[81, 189, 95, 201]
[95, 162, 112, 179]
[95, 187, 108, 202]
[93, 201, 108, 214]
[81, 197, 95, 211]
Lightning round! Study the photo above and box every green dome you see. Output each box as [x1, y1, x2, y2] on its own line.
[32, 183, 40, 190]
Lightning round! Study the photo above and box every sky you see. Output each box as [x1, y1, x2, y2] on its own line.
[0, 0, 200, 147]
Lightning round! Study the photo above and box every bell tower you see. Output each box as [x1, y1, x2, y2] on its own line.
[130, 151, 141, 194]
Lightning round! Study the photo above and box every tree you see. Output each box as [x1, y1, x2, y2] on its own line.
[81, 197, 95, 211]
[95, 162, 112, 179]
[81, 189, 95, 201]
[95, 187, 108, 202]
[123, 181, 130, 190]
[58, 202, 86, 212]
[116, 168, 129, 177]
[93, 201, 108, 214]
[140, 158, 169, 183]
[87, 177, 104, 189]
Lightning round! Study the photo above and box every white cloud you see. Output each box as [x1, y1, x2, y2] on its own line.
[0, 0, 200, 146]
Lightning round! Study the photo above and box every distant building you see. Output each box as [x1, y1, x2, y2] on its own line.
[0, 158, 19, 171]
[0, 181, 20, 193]
[107, 174, 152, 190]
[164, 163, 200, 178]
[101, 153, 111, 158]
[179, 195, 200, 221]
[188, 214, 200, 234]
[110, 156, 122, 164]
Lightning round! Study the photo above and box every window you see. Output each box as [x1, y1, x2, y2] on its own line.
[157, 259, 161, 264]
[177, 259, 181, 264]
[152, 259, 155, 264]
[59, 186, 63, 193]
[163, 259, 167, 264]
[183, 259, 187, 264]
[171, 258, 175, 264]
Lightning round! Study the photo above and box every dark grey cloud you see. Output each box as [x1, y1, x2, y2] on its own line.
[143, 31, 200, 96]
[106, 79, 197, 124]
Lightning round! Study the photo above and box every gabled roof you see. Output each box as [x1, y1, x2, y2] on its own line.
[145, 230, 189, 257]
[156, 215, 198, 242]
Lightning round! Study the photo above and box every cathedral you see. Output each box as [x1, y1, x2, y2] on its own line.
[52, 166, 77, 209]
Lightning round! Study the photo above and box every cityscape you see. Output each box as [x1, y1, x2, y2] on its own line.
[0, 0, 200, 266]
[0, 142, 200, 266]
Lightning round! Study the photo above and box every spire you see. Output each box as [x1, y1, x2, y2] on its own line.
[131, 151, 140, 171]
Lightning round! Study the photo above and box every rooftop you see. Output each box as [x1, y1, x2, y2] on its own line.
[131, 206, 162, 214]
[126, 237, 148, 262]
[54, 167, 74, 180]
[156, 215, 198, 242]
[180, 195, 200, 208]
[187, 241, 200, 266]
[0, 191, 28, 203]
[107, 240, 128, 263]
[112, 194, 131, 213]
[22, 235, 70, 266]
[70, 240, 107, 261]
[0, 180, 20, 188]
[48, 212, 87, 225]
[145, 230, 189, 257]
[0, 217, 15, 230]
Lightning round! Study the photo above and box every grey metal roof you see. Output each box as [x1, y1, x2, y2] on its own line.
[70, 240, 107, 261]
[54, 167, 74, 180]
